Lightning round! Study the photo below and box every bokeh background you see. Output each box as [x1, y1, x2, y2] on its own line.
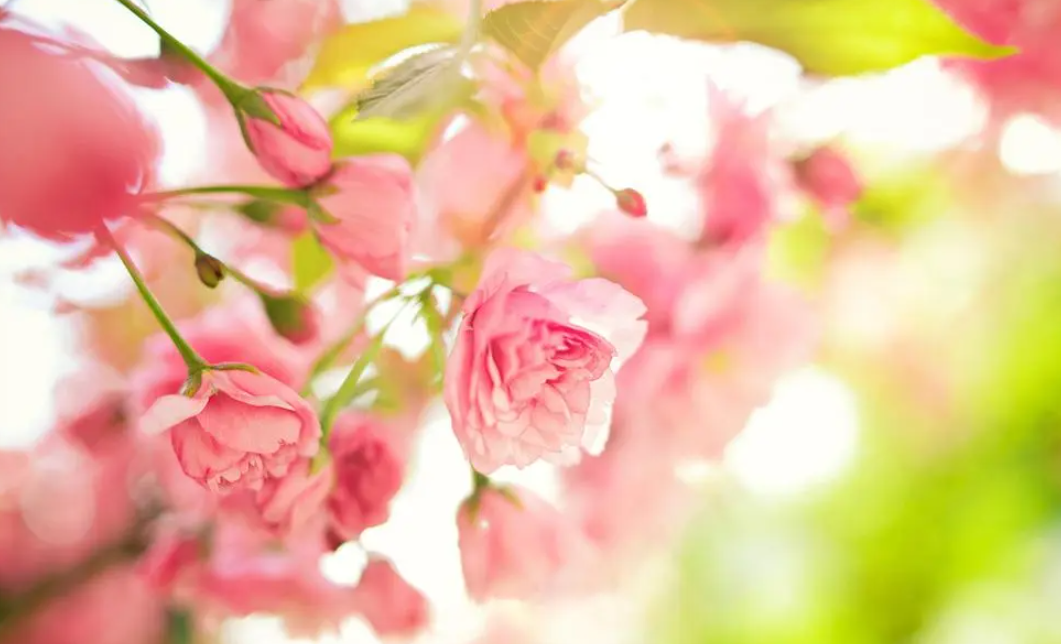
[5, 0, 1061, 643]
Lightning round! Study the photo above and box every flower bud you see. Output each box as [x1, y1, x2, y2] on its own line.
[614, 188, 647, 217]
[194, 253, 225, 289]
[241, 88, 333, 188]
[260, 291, 321, 345]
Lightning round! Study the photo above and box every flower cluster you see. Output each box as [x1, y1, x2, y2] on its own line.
[7, 0, 999, 641]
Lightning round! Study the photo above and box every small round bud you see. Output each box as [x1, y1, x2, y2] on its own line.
[614, 188, 647, 218]
[554, 149, 576, 171]
[260, 292, 321, 345]
[194, 254, 225, 289]
[532, 176, 549, 193]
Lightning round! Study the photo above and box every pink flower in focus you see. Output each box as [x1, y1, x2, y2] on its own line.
[244, 89, 333, 187]
[313, 155, 418, 282]
[0, 28, 159, 240]
[457, 486, 590, 600]
[794, 145, 863, 231]
[327, 413, 405, 542]
[139, 369, 321, 493]
[444, 249, 646, 473]
[131, 300, 313, 416]
[351, 558, 429, 637]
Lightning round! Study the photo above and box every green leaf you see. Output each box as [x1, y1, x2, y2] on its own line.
[291, 231, 334, 293]
[354, 45, 474, 120]
[321, 324, 391, 430]
[483, 0, 620, 70]
[302, 4, 464, 90]
[622, 0, 1015, 76]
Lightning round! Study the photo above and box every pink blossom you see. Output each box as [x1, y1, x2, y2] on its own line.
[0, 28, 159, 240]
[931, 0, 1061, 121]
[351, 558, 429, 638]
[327, 413, 405, 542]
[139, 369, 321, 494]
[417, 119, 534, 258]
[4, 567, 165, 644]
[244, 89, 333, 187]
[697, 84, 794, 245]
[0, 438, 141, 590]
[313, 155, 418, 282]
[131, 300, 314, 417]
[187, 521, 356, 637]
[212, 0, 342, 85]
[444, 249, 646, 473]
[239, 459, 334, 537]
[794, 145, 863, 231]
[457, 485, 591, 600]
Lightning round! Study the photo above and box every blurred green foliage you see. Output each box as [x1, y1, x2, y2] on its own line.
[653, 167, 1061, 644]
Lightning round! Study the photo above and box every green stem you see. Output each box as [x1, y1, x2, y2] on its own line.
[142, 185, 311, 206]
[99, 225, 206, 372]
[147, 214, 284, 294]
[110, 0, 246, 102]
[472, 469, 490, 492]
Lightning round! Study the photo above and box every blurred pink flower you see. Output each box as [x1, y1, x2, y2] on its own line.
[794, 145, 863, 231]
[212, 0, 342, 86]
[417, 119, 534, 259]
[444, 249, 646, 473]
[0, 28, 159, 240]
[314, 155, 418, 283]
[239, 458, 334, 538]
[327, 413, 405, 543]
[457, 485, 591, 600]
[351, 558, 429, 638]
[4, 567, 164, 644]
[932, 0, 1061, 121]
[244, 90, 333, 187]
[186, 520, 355, 637]
[139, 369, 320, 494]
[0, 438, 142, 590]
[697, 85, 793, 245]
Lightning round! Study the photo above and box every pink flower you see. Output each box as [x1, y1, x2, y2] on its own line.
[0, 28, 159, 240]
[313, 155, 418, 282]
[794, 145, 863, 231]
[189, 521, 356, 637]
[212, 0, 342, 85]
[327, 413, 405, 542]
[457, 485, 590, 600]
[417, 119, 534, 258]
[244, 89, 333, 187]
[697, 84, 794, 245]
[351, 558, 429, 638]
[5, 567, 165, 644]
[444, 249, 646, 473]
[139, 369, 321, 494]
[131, 300, 314, 418]
[241, 459, 334, 537]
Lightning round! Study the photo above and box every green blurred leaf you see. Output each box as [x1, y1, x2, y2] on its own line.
[622, 0, 1015, 76]
[291, 231, 334, 293]
[302, 4, 464, 90]
[765, 207, 832, 289]
[483, 0, 619, 70]
[354, 45, 475, 120]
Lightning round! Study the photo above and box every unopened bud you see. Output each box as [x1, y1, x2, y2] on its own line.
[554, 149, 577, 171]
[194, 254, 225, 289]
[532, 176, 549, 193]
[260, 292, 320, 345]
[614, 188, 647, 218]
